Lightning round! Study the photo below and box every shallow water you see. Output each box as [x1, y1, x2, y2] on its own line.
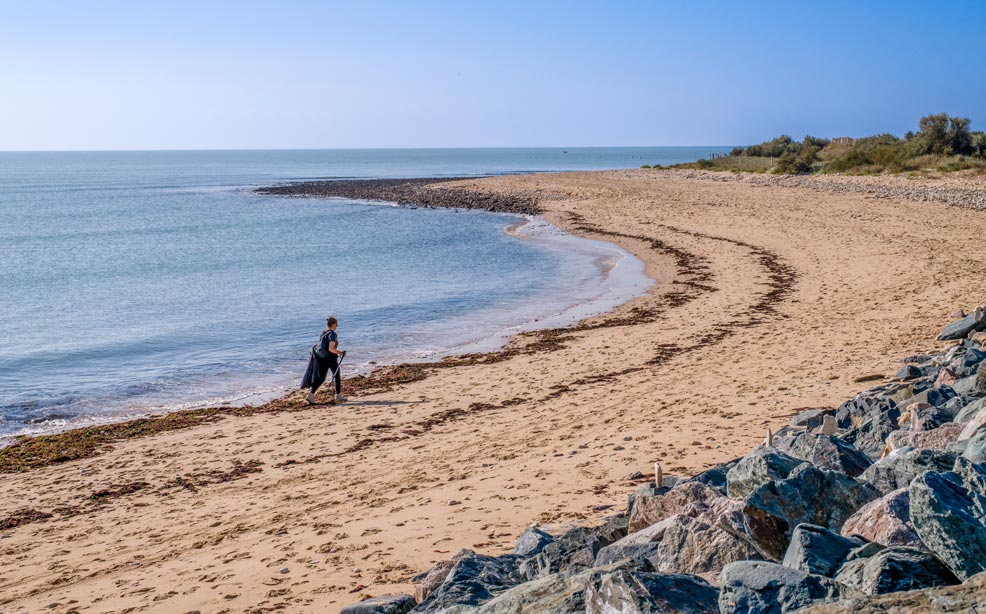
[0, 148, 721, 439]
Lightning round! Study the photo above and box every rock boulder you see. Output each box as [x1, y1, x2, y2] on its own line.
[585, 570, 720, 614]
[725, 447, 805, 499]
[832, 546, 959, 595]
[781, 524, 862, 577]
[719, 561, 849, 614]
[909, 457, 986, 580]
[840, 488, 923, 549]
[743, 464, 881, 560]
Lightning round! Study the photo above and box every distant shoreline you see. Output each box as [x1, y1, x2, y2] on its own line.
[255, 176, 543, 215]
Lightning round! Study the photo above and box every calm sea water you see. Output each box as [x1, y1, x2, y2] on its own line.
[0, 147, 723, 439]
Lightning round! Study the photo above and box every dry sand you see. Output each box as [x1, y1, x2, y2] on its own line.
[3, 169, 986, 613]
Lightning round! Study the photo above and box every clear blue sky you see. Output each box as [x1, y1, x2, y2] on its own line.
[2, 0, 984, 150]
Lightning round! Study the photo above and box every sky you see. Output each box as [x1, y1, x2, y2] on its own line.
[1, 0, 985, 150]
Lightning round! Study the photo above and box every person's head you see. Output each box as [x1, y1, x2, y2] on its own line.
[326, 316, 338, 330]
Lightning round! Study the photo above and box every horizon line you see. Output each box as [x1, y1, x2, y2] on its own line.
[0, 145, 739, 154]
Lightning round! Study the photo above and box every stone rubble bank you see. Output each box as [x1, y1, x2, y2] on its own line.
[342, 308, 986, 614]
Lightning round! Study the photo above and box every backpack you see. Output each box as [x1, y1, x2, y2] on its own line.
[314, 329, 334, 358]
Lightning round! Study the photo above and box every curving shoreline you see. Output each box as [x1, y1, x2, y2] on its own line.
[0, 180, 651, 462]
[3, 169, 986, 613]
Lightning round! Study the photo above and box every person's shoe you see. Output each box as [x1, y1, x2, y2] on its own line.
[305, 391, 316, 405]
[335, 394, 348, 403]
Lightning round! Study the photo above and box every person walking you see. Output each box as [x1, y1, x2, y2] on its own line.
[301, 316, 347, 404]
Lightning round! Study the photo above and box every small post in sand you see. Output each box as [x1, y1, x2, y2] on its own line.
[820, 415, 837, 435]
[766, 427, 774, 447]
[654, 462, 663, 488]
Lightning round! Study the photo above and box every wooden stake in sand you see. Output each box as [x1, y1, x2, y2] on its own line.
[654, 462, 663, 488]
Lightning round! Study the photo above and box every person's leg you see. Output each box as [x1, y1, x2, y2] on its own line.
[308, 357, 329, 403]
[327, 356, 346, 401]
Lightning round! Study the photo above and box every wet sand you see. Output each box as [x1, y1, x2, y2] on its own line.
[2, 169, 986, 613]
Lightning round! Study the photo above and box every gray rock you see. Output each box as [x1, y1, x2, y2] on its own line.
[627, 481, 720, 532]
[841, 488, 924, 549]
[718, 561, 849, 614]
[726, 447, 805, 499]
[843, 542, 886, 563]
[513, 526, 554, 558]
[842, 412, 900, 461]
[595, 515, 678, 567]
[521, 516, 627, 579]
[835, 394, 897, 430]
[894, 365, 923, 381]
[909, 457, 986, 580]
[627, 483, 663, 520]
[952, 374, 979, 397]
[593, 540, 662, 568]
[956, 349, 986, 377]
[782, 524, 863, 577]
[342, 594, 416, 614]
[954, 398, 986, 424]
[414, 549, 472, 603]
[961, 428, 986, 464]
[937, 307, 986, 341]
[910, 403, 956, 432]
[906, 385, 958, 409]
[786, 433, 872, 477]
[652, 513, 762, 581]
[790, 571, 986, 614]
[683, 461, 734, 494]
[585, 570, 719, 614]
[860, 447, 957, 494]
[599, 499, 761, 583]
[886, 422, 963, 452]
[978, 361, 986, 395]
[832, 547, 959, 595]
[413, 551, 525, 612]
[473, 559, 646, 614]
[743, 464, 881, 560]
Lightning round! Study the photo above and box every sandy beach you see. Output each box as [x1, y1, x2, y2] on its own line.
[3, 168, 986, 613]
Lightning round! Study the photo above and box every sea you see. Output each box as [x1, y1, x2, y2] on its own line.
[0, 147, 726, 441]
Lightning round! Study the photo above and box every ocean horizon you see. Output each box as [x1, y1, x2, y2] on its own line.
[0, 147, 725, 441]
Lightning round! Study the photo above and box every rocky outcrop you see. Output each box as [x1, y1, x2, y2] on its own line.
[840, 488, 924, 548]
[781, 524, 862, 577]
[718, 561, 849, 614]
[936, 307, 986, 341]
[796, 572, 986, 614]
[520, 516, 626, 579]
[256, 178, 543, 215]
[627, 481, 720, 532]
[584, 570, 720, 614]
[512, 526, 553, 558]
[725, 448, 804, 499]
[341, 595, 416, 614]
[346, 306, 986, 613]
[860, 448, 957, 494]
[832, 547, 959, 595]
[472, 560, 646, 614]
[412, 551, 526, 612]
[909, 457, 986, 581]
[784, 433, 872, 477]
[742, 464, 880, 560]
